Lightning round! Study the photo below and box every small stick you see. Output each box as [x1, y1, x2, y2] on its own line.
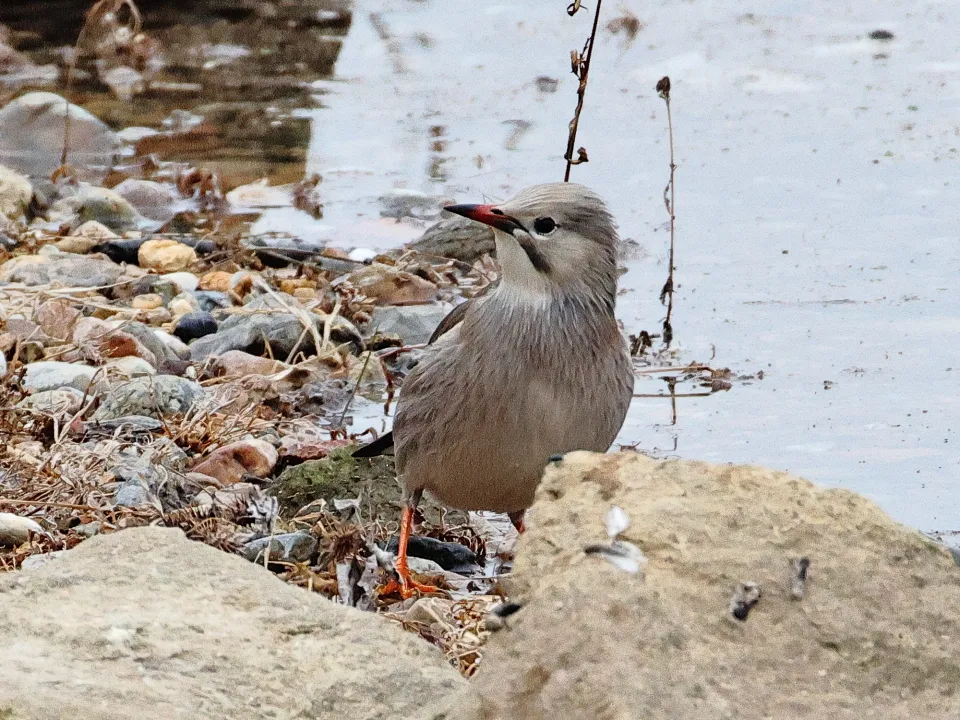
[563, 0, 605, 181]
[656, 76, 677, 346]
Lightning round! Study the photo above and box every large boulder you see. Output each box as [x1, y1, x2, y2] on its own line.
[0, 92, 118, 180]
[436, 452, 960, 719]
[0, 527, 464, 719]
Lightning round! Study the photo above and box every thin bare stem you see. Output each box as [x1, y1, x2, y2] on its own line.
[656, 76, 677, 346]
[563, 0, 604, 182]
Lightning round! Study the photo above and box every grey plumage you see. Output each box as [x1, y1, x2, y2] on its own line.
[391, 182, 634, 514]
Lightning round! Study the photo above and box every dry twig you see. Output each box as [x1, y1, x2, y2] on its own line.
[563, 0, 605, 181]
[656, 76, 677, 346]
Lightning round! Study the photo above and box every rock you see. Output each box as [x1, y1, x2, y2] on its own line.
[34, 298, 81, 341]
[49, 186, 139, 232]
[4, 317, 51, 346]
[0, 253, 123, 287]
[71, 317, 159, 369]
[85, 415, 164, 433]
[173, 311, 217, 343]
[345, 262, 438, 306]
[242, 531, 317, 564]
[410, 213, 496, 263]
[189, 311, 362, 361]
[191, 439, 279, 485]
[347, 351, 388, 400]
[0, 92, 118, 180]
[23, 361, 97, 393]
[385, 534, 480, 574]
[0, 163, 32, 220]
[195, 290, 233, 312]
[370, 302, 453, 345]
[0, 351, 6, 377]
[0, 527, 464, 718]
[138, 238, 198, 273]
[17, 387, 85, 414]
[198, 270, 231, 292]
[161, 271, 199, 294]
[72, 220, 119, 242]
[112, 178, 179, 223]
[211, 349, 286, 377]
[132, 293, 164, 310]
[151, 329, 191, 361]
[436, 452, 960, 719]
[113, 480, 151, 507]
[167, 292, 200, 319]
[104, 356, 156, 377]
[92, 375, 205, 420]
[55, 235, 101, 254]
[0, 512, 44, 545]
[90, 236, 145, 264]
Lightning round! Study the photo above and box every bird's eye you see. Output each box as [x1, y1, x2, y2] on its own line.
[533, 216, 556, 234]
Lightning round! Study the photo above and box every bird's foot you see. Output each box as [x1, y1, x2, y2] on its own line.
[381, 559, 443, 599]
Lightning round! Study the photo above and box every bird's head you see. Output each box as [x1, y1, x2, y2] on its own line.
[445, 182, 619, 308]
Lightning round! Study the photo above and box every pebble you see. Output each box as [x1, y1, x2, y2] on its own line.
[191, 439, 279, 485]
[34, 299, 81, 341]
[138, 239, 198, 273]
[92, 375, 205, 420]
[242, 532, 317, 564]
[0, 164, 33, 221]
[173, 311, 219, 344]
[132, 293, 164, 310]
[168, 292, 200, 319]
[344, 263, 438, 306]
[22, 361, 97, 393]
[49, 186, 139, 232]
[0, 513, 45, 546]
[162, 272, 200, 294]
[112, 179, 179, 223]
[211, 350, 287, 377]
[385, 535, 481, 574]
[17, 388, 85, 414]
[370, 302, 453, 345]
[0, 253, 123, 287]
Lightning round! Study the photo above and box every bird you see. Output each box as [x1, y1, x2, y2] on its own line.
[354, 182, 635, 596]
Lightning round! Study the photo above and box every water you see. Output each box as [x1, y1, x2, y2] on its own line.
[308, 0, 959, 531]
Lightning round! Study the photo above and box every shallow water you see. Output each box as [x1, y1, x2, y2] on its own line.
[310, 0, 959, 531]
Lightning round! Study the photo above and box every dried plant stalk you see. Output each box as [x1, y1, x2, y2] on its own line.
[563, 0, 605, 181]
[656, 76, 677, 346]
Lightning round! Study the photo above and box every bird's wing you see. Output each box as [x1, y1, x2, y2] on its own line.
[351, 293, 487, 457]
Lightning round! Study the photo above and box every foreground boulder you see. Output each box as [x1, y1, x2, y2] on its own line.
[0, 527, 464, 719]
[435, 452, 960, 719]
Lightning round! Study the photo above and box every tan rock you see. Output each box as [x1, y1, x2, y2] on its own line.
[191, 439, 279, 485]
[137, 239, 197, 273]
[292, 286, 319, 303]
[0, 254, 48, 282]
[278, 278, 317, 294]
[55, 235, 100, 254]
[211, 349, 287, 377]
[0, 164, 32, 221]
[71, 220, 119, 242]
[34, 298, 81, 341]
[132, 293, 164, 310]
[347, 262, 438, 305]
[167, 292, 199, 320]
[437, 452, 960, 720]
[0, 527, 464, 718]
[198, 270, 231, 292]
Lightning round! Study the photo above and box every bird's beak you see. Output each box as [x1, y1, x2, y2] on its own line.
[444, 203, 525, 235]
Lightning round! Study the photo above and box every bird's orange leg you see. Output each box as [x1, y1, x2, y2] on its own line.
[392, 505, 441, 598]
